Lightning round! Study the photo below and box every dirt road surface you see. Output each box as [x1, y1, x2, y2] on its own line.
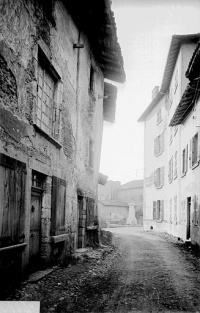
[6, 227, 200, 312]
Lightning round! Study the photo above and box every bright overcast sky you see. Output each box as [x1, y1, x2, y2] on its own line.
[100, 0, 200, 184]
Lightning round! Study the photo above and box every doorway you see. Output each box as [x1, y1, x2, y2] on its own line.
[29, 171, 45, 273]
[186, 197, 191, 240]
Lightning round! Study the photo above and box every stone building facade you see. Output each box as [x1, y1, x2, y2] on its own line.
[0, 0, 125, 291]
[138, 34, 200, 248]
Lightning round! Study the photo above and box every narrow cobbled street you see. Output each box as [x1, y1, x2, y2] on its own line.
[8, 227, 200, 312]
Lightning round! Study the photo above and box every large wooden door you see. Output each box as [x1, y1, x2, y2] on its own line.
[29, 189, 42, 272]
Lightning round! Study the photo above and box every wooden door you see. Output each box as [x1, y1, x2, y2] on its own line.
[186, 197, 191, 240]
[29, 189, 42, 272]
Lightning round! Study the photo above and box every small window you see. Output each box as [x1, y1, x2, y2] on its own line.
[193, 195, 198, 226]
[174, 69, 178, 94]
[174, 151, 178, 179]
[174, 195, 177, 223]
[182, 145, 188, 176]
[156, 109, 162, 124]
[169, 199, 172, 222]
[169, 127, 173, 145]
[32, 170, 45, 189]
[89, 139, 94, 168]
[168, 156, 173, 183]
[169, 87, 173, 108]
[192, 133, 198, 166]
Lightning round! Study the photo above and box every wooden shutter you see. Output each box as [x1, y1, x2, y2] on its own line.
[189, 139, 192, 167]
[86, 197, 95, 226]
[161, 132, 164, 153]
[154, 138, 157, 156]
[161, 200, 164, 220]
[0, 154, 26, 248]
[51, 176, 66, 235]
[154, 170, 157, 187]
[185, 144, 188, 172]
[153, 201, 157, 220]
[160, 166, 164, 187]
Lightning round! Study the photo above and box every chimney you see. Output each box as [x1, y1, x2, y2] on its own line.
[152, 86, 159, 100]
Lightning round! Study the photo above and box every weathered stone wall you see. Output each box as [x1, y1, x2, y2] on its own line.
[0, 0, 104, 274]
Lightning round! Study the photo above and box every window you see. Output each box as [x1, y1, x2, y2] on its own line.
[36, 48, 62, 141]
[174, 151, 178, 179]
[191, 133, 198, 166]
[32, 170, 45, 189]
[169, 87, 173, 108]
[153, 200, 164, 220]
[182, 145, 188, 176]
[156, 109, 162, 124]
[88, 139, 94, 168]
[174, 125, 178, 136]
[154, 167, 164, 188]
[169, 199, 172, 223]
[154, 132, 164, 156]
[174, 195, 177, 224]
[51, 176, 66, 235]
[168, 156, 173, 183]
[37, 61, 56, 136]
[193, 195, 198, 226]
[169, 127, 173, 145]
[89, 66, 95, 92]
[174, 69, 178, 94]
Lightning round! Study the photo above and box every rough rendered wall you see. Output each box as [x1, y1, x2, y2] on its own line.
[0, 0, 104, 269]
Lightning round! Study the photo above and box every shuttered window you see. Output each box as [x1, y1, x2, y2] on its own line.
[154, 167, 164, 188]
[174, 196, 177, 223]
[192, 133, 198, 166]
[51, 176, 66, 235]
[153, 201, 157, 220]
[154, 132, 164, 156]
[168, 156, 173, 183]
[193, 195, 198, 226]
[0, 154, 26, 248]
[174, 151, 178, 179]
[89, 139, 94, 169]
[182, 145, 188, 176]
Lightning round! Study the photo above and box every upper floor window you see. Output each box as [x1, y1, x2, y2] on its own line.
[88, 139, 94, 169]
[156, 109, 162, 125]
[169, 127, 173, 145]
[182, 145, 188, 176]
[174, 69, 178, 94]
[154, 132, 164, 156]
[169, 87, 173, 109]
[191, 132, 198, 167]
[36, 47, 62, 142]
[154, 167, 164, 189]
[174, 195, 177, 223]
[174, 151, 178, 179]
[168, 156, 173, 183]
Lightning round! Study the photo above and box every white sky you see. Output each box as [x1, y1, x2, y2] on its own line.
[100, 0, 200, 184]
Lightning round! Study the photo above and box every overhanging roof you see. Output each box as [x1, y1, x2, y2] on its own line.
[138, 34, 200, 122]
[169, 79, 200, 126]
[103, 82, 117, 122]
[64, 0, 125, 83]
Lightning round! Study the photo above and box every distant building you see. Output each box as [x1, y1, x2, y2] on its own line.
[138, 34, 200, 248]
[98, 179, 143, 226]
